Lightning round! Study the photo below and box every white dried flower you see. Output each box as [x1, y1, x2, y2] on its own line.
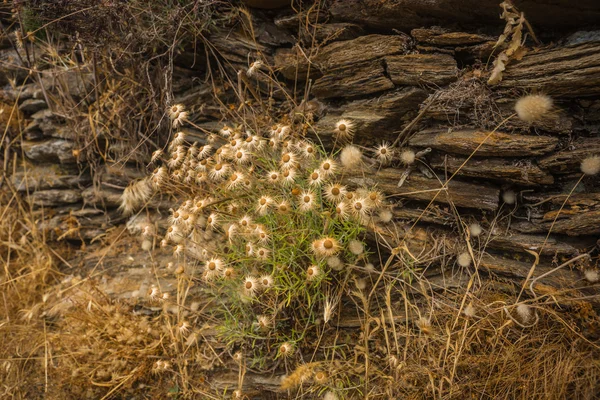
[334, 119, 355, 141]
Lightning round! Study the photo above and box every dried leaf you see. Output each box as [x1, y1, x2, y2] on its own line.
[488, 52, 509, 85]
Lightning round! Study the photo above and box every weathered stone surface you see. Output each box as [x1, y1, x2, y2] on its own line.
[0, 48, 34, 85]
[511, 193, 600, 236]
[210, 30, 271, 64]
[18, 98, 47, 113]
[538, 137, 600, 174]
[498, 39, 600, 97]
[330, 0, 600, 31]
[411, 28, 494, 46]
[385, 53, 458, 86]
[429, 154, 554, 185]
[21, 139, 78, 163]
[311, 60, 394, 99]
[313, 87, 427, 146]
[30, 189, 81, 207]
[39, 208, 118, 241]
[487, 233, 579, 256]
[346, 169, 500, 210]
[11, 164, 89, 191]
[314, 34, 409, 70]
[36, 67, 94, 99]
[274, 47, 320, 81]
[300, 23, 365, 45]
[410, 129, 559, 157]
[82, 186, 122, 208]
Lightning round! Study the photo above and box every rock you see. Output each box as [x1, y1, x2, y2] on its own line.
[314, 34, 410, 70]
[313, 87, 427, 146]
[37, 67, 94, 99]
[242, 0, 289, 9]
[274, 47, 320, 81]
[311, 60, 394, 99]
[329, 0, 600, 31]
[487, 233, 579, 256]
[82, 186, 122, 208]
[538, 137, 600, 174]
[346, 169, 500, 210]
[385, 53, 458, 86]
[21, 139, 78, 163]
[428, 154, 554, 186]
[498, 39, 600, 97]
[11, 164, 90, 191]
[0, 48, 35, 85]
[18, 98, 46, 113]
[410, 129, 559, 157]
[210, 30, 271, 65]
[30, 189, 82, 207]
[300, 23, 365, 45]
[411, 28, 494, 46]
[0, 82, 43, 102]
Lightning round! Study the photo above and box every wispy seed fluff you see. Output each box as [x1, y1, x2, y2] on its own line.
[340, 145, 363, 169]
[581, 155, 600, 176]
[514, 94, 553, 123]
[119, 178, 153, 215]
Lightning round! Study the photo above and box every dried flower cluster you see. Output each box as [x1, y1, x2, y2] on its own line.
[131, 106, 390, 365]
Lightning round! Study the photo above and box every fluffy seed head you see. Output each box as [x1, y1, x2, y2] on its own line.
[400, 149, 416, 165]
[516, 304, 533, 323]
[327, 256, 343, 271]
[348, 239, 364, 255]
[502, 190, 516, 205]
[378, 209, 393, 223]
[469, 223, 482, 237]
[340, 145, 363, 169]
[584, 270, 599, 283]
[581, 155, 600, 176]
[457, 252, 472, 267]
[463, 303, 476, 318]
[515, 94, 553, 123]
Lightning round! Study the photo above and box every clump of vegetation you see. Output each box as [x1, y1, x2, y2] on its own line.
[120, 101, 387, 396]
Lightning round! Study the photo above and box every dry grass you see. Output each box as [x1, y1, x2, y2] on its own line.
[1, 2, 600, 400]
